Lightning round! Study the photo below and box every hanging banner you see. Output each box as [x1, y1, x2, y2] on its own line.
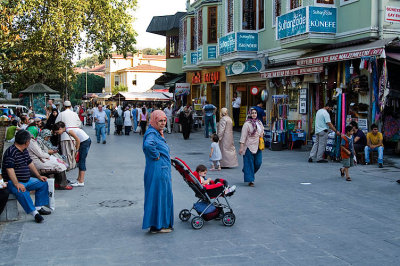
[385, 6, 400, 23]
[225, 59, 263, 76]
[175, 83, 190, 96]
[299, 88, 307, 114]
[261, 66, 323, 79]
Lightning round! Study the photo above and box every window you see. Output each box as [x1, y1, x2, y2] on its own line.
[114, 75, 120, 87]
[242, 0, 264, 30]
[190, 17, 196, 50]
[167, 36, 179, 58]
[227, 0, 234, 33]
[316, 0, 334, 4]
[183, 19, 187, 52]
[273, 0, 281, 27]
[258, 0, 264, 29]
[208, 6, 218, 43]
[290, 0, 302, 10]
[197, 9, 203, 46]
[340, 0, 358, 6]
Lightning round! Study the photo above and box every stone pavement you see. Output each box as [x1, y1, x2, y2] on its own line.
[1, 125, 400, 265]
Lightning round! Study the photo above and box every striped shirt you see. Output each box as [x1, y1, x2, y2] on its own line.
[2, 145, 32, 183]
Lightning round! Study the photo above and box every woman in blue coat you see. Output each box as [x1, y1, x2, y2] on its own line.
[142, 110, 174, 233]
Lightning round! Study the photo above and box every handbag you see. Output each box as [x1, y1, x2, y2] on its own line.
[75, 151, 79, 162]
[259, 137, 265, 151]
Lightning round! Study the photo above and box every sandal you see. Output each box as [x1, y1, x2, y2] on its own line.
[340, 168, 344, 177]
[346, 177, 352, 182]
[248, 182, 255, 187]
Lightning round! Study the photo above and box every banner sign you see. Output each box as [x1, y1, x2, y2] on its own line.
[225, 60, 263, 76]
[261, 66, 323, 79]
[276, 6, 336, 40]
[237, 32, 258, 52]
[183, 54, 187, 65]
[175, 83, 190, 97]
[385, 6, 400, 23]
[190, 52, 198, 65]
[299, 88, 307, 114]
[197, 47, 203, 62]
[208, 46, 217, 59]
[297, 48, 384, 66]
[219, 33, 235, 55]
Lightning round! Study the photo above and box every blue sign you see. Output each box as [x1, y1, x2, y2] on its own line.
[276, 7, 307, 40]
[190, 52, 198, 65]
[219, 33, 235, 55]
[309, 6, 336, 33]
[237, 33, 258, 52]
[197, 47, 203, 62]
[183, 54, 187, 65]
[225, 60, 263, 76]
[208, 46, 217, 59]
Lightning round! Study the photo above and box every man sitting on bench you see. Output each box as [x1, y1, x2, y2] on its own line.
[1, 130, 50, 223]
[365, 124, 384, 168]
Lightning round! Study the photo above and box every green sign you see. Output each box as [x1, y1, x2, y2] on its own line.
[225, 60, 263, 76]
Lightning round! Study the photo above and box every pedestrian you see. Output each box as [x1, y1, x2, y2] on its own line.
[209, 133, 222, 171]
[132, 105, 138, 133]
[115, 106, 123, 135]
[123, 106, 133, 135]
[232, 92, 241, 129]
[0, 174, 9, 216]
[239, 108, 264, 187]
[202, 101, 216, 138]
[105, 106, 111, 136]
[142, 110, 173, 233]
[139, 107, 148, 135]
[364, 124, 384, 168]
[94, 105, 107, 144]
[217, 108, 238, 168]
[340, 125, 355, 182]
[308, 101, 341, 163]
[79, 104, 85, 125]
[350, 121, 366, 155]
[163, 103, 173, 134]
[179, 105, 193, 140]
[253, 101, 266, 125]
[53, 122, 91, 187]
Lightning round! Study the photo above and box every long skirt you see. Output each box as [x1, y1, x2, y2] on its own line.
[60, 140, 76, 171]
[181, 122, 191, 139]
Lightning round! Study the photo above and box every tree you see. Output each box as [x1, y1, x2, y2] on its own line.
[0, 0, 137, 96]
[75, 55, 100, 68]
[112, 84, 128, 95]
[70, 73, 105, 105]
[141, 48, 165, 55]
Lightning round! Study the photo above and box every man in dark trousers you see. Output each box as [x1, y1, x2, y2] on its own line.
[0, 175, 9, 216]
[232, 92, 241, 129]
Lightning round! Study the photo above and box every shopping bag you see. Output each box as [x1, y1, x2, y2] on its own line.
[47, 178, 55, 211]
[135, 126, 141, 133]
[259, 137, 265, 151]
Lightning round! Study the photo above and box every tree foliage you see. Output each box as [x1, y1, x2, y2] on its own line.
[141, 48, 166, 55]
[112, 84, 128, 95]
[75, 55, 100, 68]
[0, 0, 137, 96]
[70, 73, 105, 105]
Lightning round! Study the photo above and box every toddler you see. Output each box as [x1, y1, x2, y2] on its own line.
[194, 164, 213, 185]
[340, 125, 355, 182]
[209, 134, 222, 171]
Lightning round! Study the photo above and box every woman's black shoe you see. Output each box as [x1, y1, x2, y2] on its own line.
[38, 208, 51, 215]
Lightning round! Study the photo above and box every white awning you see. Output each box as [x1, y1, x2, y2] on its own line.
[261, 65, 323, 79]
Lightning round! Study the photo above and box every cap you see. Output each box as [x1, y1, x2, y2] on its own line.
[64, 101, 71, 107]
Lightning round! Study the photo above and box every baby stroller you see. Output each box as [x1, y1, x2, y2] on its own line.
[171, 157, 236, 230]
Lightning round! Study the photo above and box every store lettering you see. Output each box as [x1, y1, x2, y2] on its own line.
[192, 72, 201, 84]
[204, 72, 220, 85]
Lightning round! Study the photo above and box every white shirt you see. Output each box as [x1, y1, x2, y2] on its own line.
[66, 128, 89, 142]
[232, 97, 241, 108]
[95, 110, 107, 123]
[163, 107, 173, 118]
[124, 110, 132, 126]
[315, 108, 331, 134]
[55, 108, 82, 141]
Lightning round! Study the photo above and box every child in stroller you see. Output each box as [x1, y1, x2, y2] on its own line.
[171, 158, 236, 230]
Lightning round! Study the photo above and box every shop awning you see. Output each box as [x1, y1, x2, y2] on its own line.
[297, 38, 398, 66]
[261, 65, 323, 79]
[111, 92, 172, 101]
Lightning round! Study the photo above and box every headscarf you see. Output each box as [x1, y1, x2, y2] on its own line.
[183, 105, 191, 118]
[27, 126, 39, 139]
[149, 110, 167, 137]
[245, 108, 259, 136]
[117, 106, 122, 116]
[46, 108, 58, 129]
[220, 107, 228, 117]
[40, 129, 52, 138]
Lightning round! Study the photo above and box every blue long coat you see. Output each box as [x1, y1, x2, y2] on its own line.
[142, 125, 174, 230]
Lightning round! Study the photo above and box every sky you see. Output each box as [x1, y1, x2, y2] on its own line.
[133, 0, 187, 50]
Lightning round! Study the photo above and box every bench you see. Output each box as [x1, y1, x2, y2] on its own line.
[0, 192, 19, 222]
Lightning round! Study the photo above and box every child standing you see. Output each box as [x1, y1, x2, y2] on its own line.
[209, 134, 222, 171]
[340, 125, 355, 182]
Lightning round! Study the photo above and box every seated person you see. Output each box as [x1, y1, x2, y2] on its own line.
[350, 121, 366, 154]
[2, 130, 50, 223]
[193, 164, 235, 195]
[0, 173, 9, 216]
[26, 126, 72, 190]
[365, 124, 384, 168]
[5, 120, 19, 142]
[37, 129, 68, 167]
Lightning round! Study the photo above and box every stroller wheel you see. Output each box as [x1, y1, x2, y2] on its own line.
[179, 209, 191, 222]
[191, 216, 204, 230]
[222, 212, 236, 227]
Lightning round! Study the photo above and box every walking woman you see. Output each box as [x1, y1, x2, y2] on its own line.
[139, 107, 148, 135]
[114, 106, 123, 135]
[142, 110, 174, 233]
[53, 122, 91, 187]
[239, 108, 264, 187]
[179, 105, 193, 140]
[123, 106, 133, 135]
[218, 108, 238, 168]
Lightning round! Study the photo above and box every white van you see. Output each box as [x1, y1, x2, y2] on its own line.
[0, 104, 46, 119]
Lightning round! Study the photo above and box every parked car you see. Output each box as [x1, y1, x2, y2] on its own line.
[0, 104, 46, 119]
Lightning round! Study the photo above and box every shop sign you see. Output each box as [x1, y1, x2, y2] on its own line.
[226, 59, 263, 76]
[261, 66, 323, 79]
[276, 6, 336, 40]
[296, 48, 384, 66]
[191, 52, 198, 65]
[192, 72, 201, 84]
[219, 33, 235, 55]
[175, 83, 190, 97]
[208, 46, 217, 59]
[237, 32, 258, 52]
[250, 86, 259, 95]
[299, 88, 307, 114]
[385, 6, 400, 23]
[183, 54, 187, 65]
[197, 47, 203, 62]
[358, 119, 368, 131]
[204, 71, 220, 85]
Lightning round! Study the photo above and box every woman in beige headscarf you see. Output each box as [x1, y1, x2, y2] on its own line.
[217, 108, 238, 168]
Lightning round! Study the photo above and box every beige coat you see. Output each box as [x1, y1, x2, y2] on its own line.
[217, 115, 238, 168]
[27, 139, 67, 172]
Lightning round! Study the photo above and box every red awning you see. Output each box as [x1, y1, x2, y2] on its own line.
[261, 66, 323, 79]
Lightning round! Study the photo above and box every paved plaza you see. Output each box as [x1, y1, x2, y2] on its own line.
[1, 125, 400, 265]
